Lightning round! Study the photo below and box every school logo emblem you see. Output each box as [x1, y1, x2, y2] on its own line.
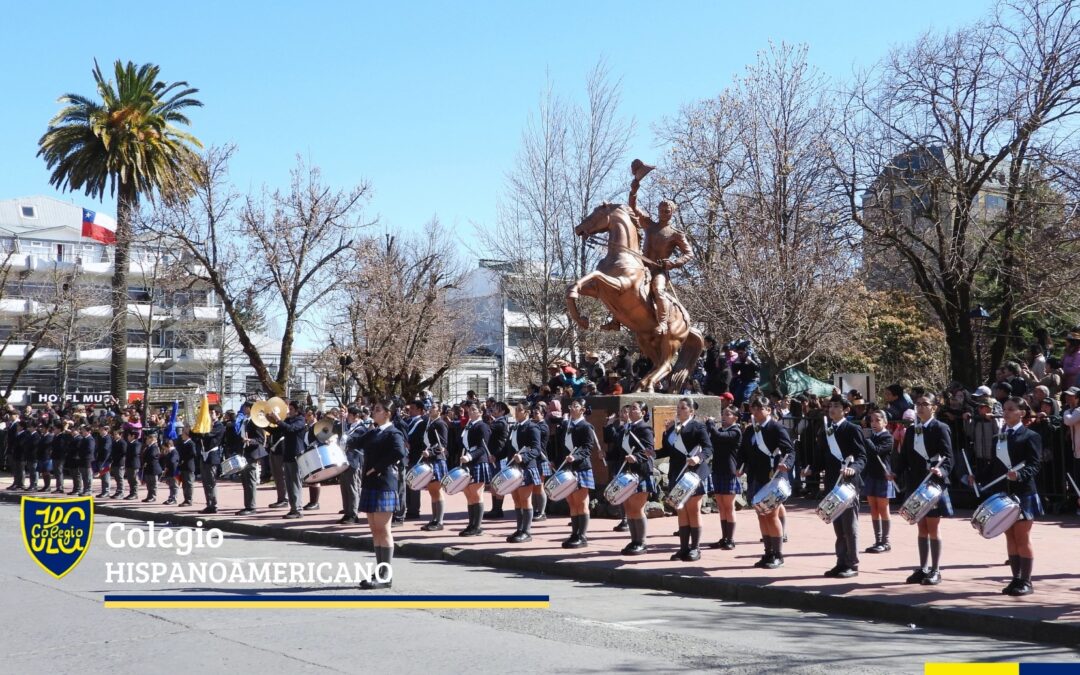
[21, 496, 94, 579]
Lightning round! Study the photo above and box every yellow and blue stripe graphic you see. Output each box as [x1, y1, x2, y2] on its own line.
[926, 665, 1079, 674]
[103, 593, 550, 609]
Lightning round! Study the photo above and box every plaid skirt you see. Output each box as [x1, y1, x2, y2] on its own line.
[636, 475, 656, 495]
[469, 462, 493, 485]
[1017, 492, 1044, 521]
[540, 460, 553, 478]
[359, 489, 398, 513]
[710, 474, 742, 496]
[693, 473, 714, 497]
[577, 469, 596, 490]
[430, 459, 448, 482]
[864, 476, 896, 499]
[923, 488, 954, 519]
[522, 466, 543, 487]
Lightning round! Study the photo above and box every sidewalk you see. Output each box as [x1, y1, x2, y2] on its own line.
[4, 472, 1077, 646]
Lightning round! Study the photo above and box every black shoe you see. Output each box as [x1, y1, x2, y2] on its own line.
[420, 522, 444, 531]
[836, 566, 859, 579]
[684, 548, 701, 562]
[68, 490, 79, 495]
[97, 492, 108, 498]
[269, 501, 288, 508]
[622, 542, 648, 556]
[1002, 578, 1022, 595]
[508, 531, 532, 543]
[53, 489, 65, 494]
[906, 568, 929, 584]
[339, 509, 346, 514]
[563, 535, 587, 549]
[141, 497, 155, 503]
[179, 500, 192, 507]
[79, 491, 92, 497]
[302, 502, 320, 511]
[533, 514, 547, 521]
[486, 510, 505, 519]
[782, 534, 788, 543]
[921, 569, 942, 585]
[124, 494, 138, 501]
[110, 492, 123, 499]
[866, 542, 891, 553]
[338, 516, 358, 524]
[405, 512, 421, 520]
[613, 519, 629, 532]
[199, 507, 218, 514]
[163, 498, 177, 505]
[670, 548, 690, 561]
[236, 509, 256, 516]
[824, 565, 844, 578]
[1006, 580, 1033, 596]
[459, 527, 481, 537]
[719, 538, 735, 550]
[283, 510, 302, 519]
[359, 579, 392, 590]
[762, 555, 784, 569]
[754, 555, 771, 568]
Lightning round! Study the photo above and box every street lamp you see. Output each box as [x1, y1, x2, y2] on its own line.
[338, 353, 353, 404]
[970, 305, 991, 384]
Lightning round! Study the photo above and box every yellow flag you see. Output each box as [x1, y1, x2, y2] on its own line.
[191, 394, 212, 434]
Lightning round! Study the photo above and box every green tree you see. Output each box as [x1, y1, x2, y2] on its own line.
[37, 59, 202, 400]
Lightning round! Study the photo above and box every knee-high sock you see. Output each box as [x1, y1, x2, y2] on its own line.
[1009, 554, 1020, 579]
[532, 490, 547, 516]
[1019, 556, 1033, 582]
[929, 537, 942, 570]
[578, 513, 589, 537]
[721, 520, 734, 541]
[689, 526, 702, 549]
[918, 536, 929, 569]
[521, 508, 533, 534]
[880, 519, 890, 544]
[513, 508, 523, 532]
[678, 525, 690, 551]
[872, 519, 882, 544]
[627, 518, 640, 543]
[475, 502, 484, 528]
[432, 499, 444, 524]
[568, 515, 580, 538]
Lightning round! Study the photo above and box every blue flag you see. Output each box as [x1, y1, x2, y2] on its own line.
[166, 400, 179, 441]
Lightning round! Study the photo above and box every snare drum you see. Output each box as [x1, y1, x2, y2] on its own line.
[603, 471, 640, 506]
[815, 482, 858, 524]
[490, 465, 524, 497]
[664, 472, 702, 511]
[406, 462, 435, 490]
[220, 454, 248, 478]
[751, 474, 792, 515]
[297, 443, 348, 484]
[544, 469, 579, 501]
[441, 466, 471, 495]
[970, 492, 1021, 539]
[898, 475, 943, 524]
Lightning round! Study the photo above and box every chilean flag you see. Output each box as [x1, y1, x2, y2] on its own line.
[81, 208, 117, 244]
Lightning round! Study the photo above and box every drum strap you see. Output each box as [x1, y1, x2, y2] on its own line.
[826, 428, 843, 463]
[913, 426, 929, 461]
[995, 432, 1011, 470]
[753, 430, 770, 458]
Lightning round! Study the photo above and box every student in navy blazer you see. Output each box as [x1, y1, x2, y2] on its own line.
[965, 396, 1042, 596]
[803, 396, 867, 578]
[358, 399, 407, 590]
[552, 399, 597, 549]
[658, 397, 713, 562]
[616, 401, 655, 556]
[892, 392, 953, 586]
[706, 405, 743, 551]
[458, 402, 492, 536]
[863, 409, 896, 554]
[419, 404, 450, 532]
[499, 402, 544, 543]
[737, 395, 795, 569]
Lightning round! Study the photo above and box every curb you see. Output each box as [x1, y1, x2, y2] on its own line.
[5, 491, 1076, 647]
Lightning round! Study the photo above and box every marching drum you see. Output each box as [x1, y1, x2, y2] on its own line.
[898, 474, 944, 524]
[220, 454, 248, 478]
[297, 443, 348, 484]
[406, 462, 435, 491]
[751, 474, 792, 515]
[603, 471, 640, 506]
[971, 492, 1021, 539]
[490, 465, 525, 497]
[816, 481, 858, 524]
[544, 469, 579, 501]
[664, 472, 702, 511]
[440, 466, 471, 495]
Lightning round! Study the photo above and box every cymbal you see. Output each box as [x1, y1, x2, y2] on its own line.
[267, 396, 288, 419]
[250, 401, 273, 428]
[313, 418, 335, 443]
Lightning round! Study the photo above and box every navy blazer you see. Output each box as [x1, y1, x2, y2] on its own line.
[501, 420, 542, 471]
[279, 414, 308, 462]
[864, 430, 893, 480]
[895, 418, 953, 488]
[243, 420, 269, 462]
[360, 424, 407, 492]
[658, 418, 713, 482]
[177, 438, 197, 472]
[553, 418, 596, 472]
[95, 433, 112, 464]
[37, 432, 54, 461]
[423, 417, 448, 461]
[403, 415, 428, 464]
[811, 419, 868, 492]
[162, 448, 180, 477]
[737, 419, 795, 484]
[706, 421, 742, 479]
[125, 439, 141, 469]
[142, 443, 162, 475]
[975, 424, 1041, 498]
[194, 421, 225, 466]
[614, 420, 654, 480]
[76, 434, 96, 467]
[460, 420, 491, 467]
[110, 437, 126, 467]
[489, 417, 511, 464]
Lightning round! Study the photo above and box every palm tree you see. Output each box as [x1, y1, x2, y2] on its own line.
[38, 60, 202, 401]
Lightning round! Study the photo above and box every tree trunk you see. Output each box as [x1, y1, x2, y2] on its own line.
[110, 183, 136, 402]
[943, 319, 979, 388]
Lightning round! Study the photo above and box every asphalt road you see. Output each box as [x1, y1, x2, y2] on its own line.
[1, 501, 1075, 674]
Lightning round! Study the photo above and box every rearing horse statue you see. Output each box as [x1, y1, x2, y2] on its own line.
[567, 202, 703, 393]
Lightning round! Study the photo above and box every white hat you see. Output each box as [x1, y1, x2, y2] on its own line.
[973, 385, 992, 397]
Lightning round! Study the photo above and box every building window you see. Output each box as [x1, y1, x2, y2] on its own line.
[985, 195, 1006, 210]
[20, 206, 36, 218]
[465, 376, 490, 398]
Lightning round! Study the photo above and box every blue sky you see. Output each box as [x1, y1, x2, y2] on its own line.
[1, 0, 990, 257]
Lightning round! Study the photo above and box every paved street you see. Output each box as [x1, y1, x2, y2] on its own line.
[1, 501, 1075, 674]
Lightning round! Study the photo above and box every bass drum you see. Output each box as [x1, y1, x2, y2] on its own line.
[751, 474, 792, 515]
[297, 443, 348, 484]
[544, 470, 579, 502]
[441, 466, 471, 495]
[970, 492, 1021, 539]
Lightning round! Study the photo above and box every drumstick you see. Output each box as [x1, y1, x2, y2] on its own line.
[1065, 471, 1080, 497]
[978, 461, 1025, 493]
[959, 448, 980, 498]
[875, 455, 899, 492]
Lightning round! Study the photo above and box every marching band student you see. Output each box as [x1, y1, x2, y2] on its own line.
[358, 400, 407, 590]
[891, 393, 954, 586]
[94, 424, 112, 497]
[803, 396, 866, 578]
[554, 399, 597, 549]
[707, 405, 743, 550]
[25, 422, 41, 491]
[302, 407, 321, 512]
[141, 431, 162, 503]
[659, 398, 713, 561]
[123, 428, 141, 500]
[51, 423, 70, 494]
[38, 423, 56, 493]
[501, 402, 543, 543]
[530, 402, 551, 521]
[76, 424, 96, 497]
[419, 403, 449, 531]
[737, 395, 795, 569]
[605, 407, 631, 532]
[177, 427, 197, 507]
[864, 409, 895, 553]
[487, 402, 512, 520]
[458, 402, 492, 536]
[237, 407, 268, 516]
[966, 397, 1043, 595]
[109, 427, 126, 498]
[161, 438, 180, 505]
[339, 407, 368, 525]
[619, 401, 655, 555]
[402, 400, 428, 521]
[268, 401, 307, 519]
